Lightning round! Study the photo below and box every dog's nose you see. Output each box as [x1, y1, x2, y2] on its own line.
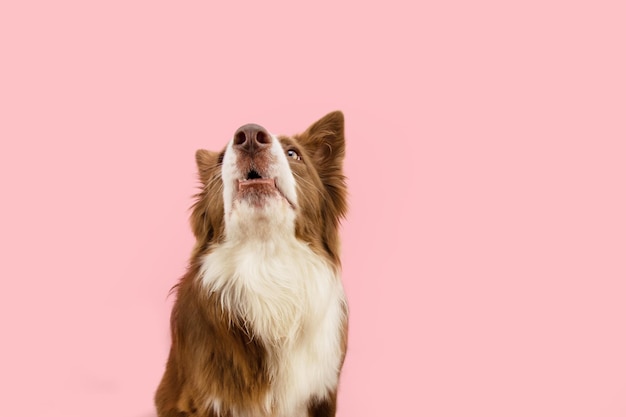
[233, 124, 272, 154]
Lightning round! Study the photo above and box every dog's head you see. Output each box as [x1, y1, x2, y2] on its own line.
[191, 111, 347, 263]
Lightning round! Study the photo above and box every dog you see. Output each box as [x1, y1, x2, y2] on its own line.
[155, 111, 349, 417]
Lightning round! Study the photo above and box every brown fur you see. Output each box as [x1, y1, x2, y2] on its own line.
[155, 111, 348, 417]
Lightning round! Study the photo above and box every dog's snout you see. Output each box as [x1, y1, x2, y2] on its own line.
[233, 124, 271, 154]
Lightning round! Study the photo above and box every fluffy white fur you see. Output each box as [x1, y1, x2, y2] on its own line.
[200, 233, 347, 417]
[198, 134, 347, 417]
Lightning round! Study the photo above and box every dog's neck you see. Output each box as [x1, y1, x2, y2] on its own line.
[224, 200, 296, 244]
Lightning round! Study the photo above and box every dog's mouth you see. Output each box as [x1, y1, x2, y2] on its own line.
[237, 169, 276, 190]
[237, 169, 295, 209]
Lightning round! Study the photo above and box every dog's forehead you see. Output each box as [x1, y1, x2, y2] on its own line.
[277, 134, 303, 148]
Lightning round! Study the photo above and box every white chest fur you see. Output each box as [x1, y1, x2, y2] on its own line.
[199, 236, 347, 417]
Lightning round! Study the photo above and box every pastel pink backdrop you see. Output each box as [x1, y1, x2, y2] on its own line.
[1, 1, 624, 416]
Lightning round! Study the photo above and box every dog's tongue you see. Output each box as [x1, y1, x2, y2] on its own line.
[238, 178, 275, 190]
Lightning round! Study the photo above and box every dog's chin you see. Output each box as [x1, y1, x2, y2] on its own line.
[236, 179, 295, 209]
[228, 179, 297, 238]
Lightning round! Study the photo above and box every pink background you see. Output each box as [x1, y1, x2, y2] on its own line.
[1, 1, 625, 416]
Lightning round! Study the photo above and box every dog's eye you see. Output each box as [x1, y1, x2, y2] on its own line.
[286, 149, 301, 161]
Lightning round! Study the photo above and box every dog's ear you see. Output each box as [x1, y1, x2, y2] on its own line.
[195, 149, 221, 183]
[191, 149, 224, 251]
[301, 111, 345, 171]
[300, 111, 348, 230]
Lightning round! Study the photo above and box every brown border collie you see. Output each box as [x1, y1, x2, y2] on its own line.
[155, 111, 348, 417]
